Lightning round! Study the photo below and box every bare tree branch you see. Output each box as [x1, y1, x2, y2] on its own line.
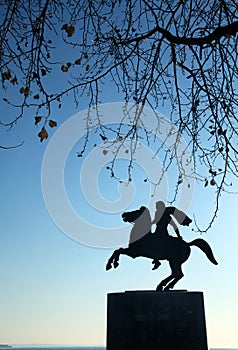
[1, 0, 238, 231]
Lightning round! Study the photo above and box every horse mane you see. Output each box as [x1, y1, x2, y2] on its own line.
[129, 206, 152, 244]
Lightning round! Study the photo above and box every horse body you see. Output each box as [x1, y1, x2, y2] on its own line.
[106, 207, 218, 291]
[128, 233, 190, 261]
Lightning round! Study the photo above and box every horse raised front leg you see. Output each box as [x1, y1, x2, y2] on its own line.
[106, 249, 120, 270]
[106, 248, 126, 270]
[106, 247, 136, 271]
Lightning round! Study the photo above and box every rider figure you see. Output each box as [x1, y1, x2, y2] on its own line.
[151, 201, 192, 270]
[152, 201, 182, 238]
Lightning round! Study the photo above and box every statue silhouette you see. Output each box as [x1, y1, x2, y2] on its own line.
[151, 201, 192, 270]
[152, 201, 192, 237]
[106, 205, 218, 291]
[122, 206, 152, 244]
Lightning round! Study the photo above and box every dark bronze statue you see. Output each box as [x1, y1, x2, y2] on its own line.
[106, 203, 218, 291]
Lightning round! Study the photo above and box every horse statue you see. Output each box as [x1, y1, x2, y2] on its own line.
[106, 206, 218, 291]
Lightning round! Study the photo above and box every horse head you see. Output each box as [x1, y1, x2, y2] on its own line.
[122, 206, 147, 223]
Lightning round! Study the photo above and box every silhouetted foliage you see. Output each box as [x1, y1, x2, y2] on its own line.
[1, 1, 238, 229]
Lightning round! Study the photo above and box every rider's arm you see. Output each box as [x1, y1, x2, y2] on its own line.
[170, 219, 182, 239]
[168, 206, 192, 226]
[151, 211, 161, 225]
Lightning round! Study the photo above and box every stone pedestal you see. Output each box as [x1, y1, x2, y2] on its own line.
[106, 290, 208, 350]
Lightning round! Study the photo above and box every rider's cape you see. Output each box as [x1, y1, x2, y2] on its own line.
[167, 207, 192, 226]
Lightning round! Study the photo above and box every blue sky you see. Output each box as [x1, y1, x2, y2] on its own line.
[0, 94, 238, 349]
[0, 7, 237, 342]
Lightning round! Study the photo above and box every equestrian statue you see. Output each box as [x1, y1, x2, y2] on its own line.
[106, 201, 218, 291]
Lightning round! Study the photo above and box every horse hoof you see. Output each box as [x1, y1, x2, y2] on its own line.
[156, 285, 163, 292]
[114, 261, 119, 268]
[152, 262, 161, 270]
[106, 262, 112, 270]
[163, 286, 172, 291]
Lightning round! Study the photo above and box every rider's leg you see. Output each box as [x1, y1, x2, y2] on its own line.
[152, 259, 161, 270]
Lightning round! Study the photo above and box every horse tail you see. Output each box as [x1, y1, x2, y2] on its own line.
[189, 239, 218, 265]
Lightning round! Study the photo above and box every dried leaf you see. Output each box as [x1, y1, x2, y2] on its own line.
[86, 64, 90, 71]
[67, 26, 75, 37]
[10, 76, 18, 85]
[34, 94, 40, 100]
[2, 70, 11, 82]
[38, 127, 48, 142]
[99, 133, 107, 141]
[61, 65, 68, 72]
[35, 116, 42, 125]
[24, 86, 30, 97]
[61, 24, 75, 37]
[33, 72, 39, 79]
[194, 99, 200, 106]
[210, 178, 216, 186]
[19, 87, 25, 94]
[49, 120, 57, 128]
[61, 24, 69, 31]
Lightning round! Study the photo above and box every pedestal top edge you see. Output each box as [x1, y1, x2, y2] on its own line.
[107, 290, 204, 295]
